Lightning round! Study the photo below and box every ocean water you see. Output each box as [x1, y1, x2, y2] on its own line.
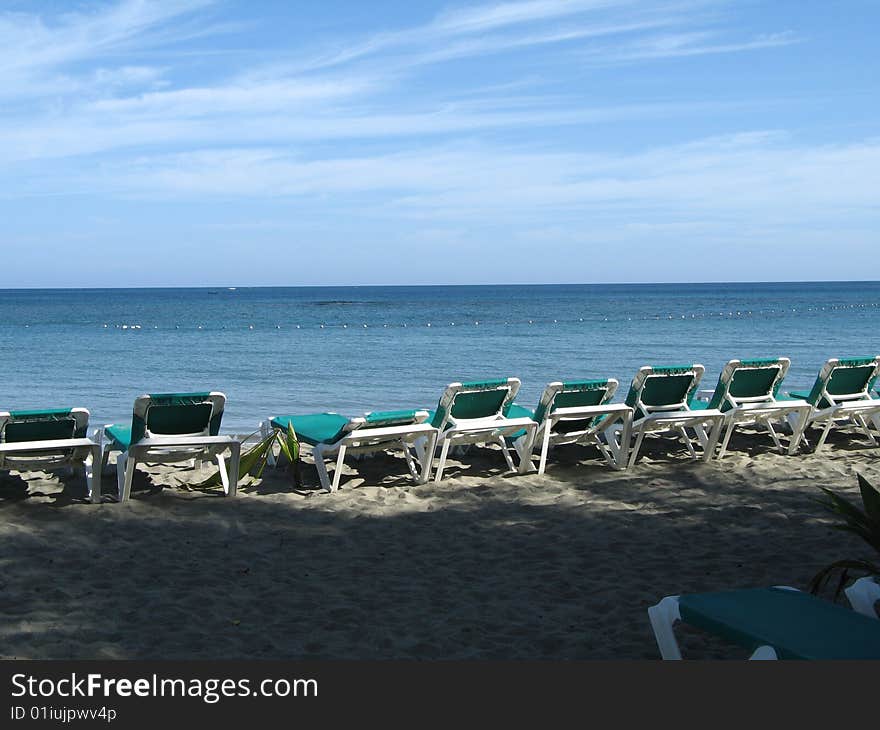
[0, 282, 877, 433]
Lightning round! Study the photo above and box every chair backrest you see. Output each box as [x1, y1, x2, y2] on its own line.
[534, 379, 618, 433]
[431, 378, 520, 430]
[804, 357, 880, 408]
[706, 358, 790, 412]
[130, 392, 226, 445]
[625, 365, 704, 420]
[348, 409, 430, 433]
[0, 408, 89, 444]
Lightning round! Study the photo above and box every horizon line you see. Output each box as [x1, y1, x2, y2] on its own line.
[0, 278, 879, 291]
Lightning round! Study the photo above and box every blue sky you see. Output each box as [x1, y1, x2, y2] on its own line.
[1, 0, 877, 286]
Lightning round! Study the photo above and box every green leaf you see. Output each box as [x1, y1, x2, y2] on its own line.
[857, 473, 880, 522]
[812, 474, 880, 598]
[192, 429, 275, 488]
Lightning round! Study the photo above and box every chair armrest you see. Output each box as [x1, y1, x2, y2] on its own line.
[134, 435, 240, 449]
[0, 437, 98, 454]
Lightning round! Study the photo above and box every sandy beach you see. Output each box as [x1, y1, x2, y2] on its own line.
[1, 429, 877, 660]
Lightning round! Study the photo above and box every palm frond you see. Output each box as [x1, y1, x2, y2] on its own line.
[192, 427, 301, 490]
[811, 474, 880, 597]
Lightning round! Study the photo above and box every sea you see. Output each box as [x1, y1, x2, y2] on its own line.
[0, 282, 877, 434]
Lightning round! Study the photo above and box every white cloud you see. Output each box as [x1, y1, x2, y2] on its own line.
[74, 134, 880, 231]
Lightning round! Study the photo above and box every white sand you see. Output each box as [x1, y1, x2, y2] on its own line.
[1, 428, 877, 659]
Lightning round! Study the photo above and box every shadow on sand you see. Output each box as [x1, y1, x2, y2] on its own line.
[0, 426, 876, 660]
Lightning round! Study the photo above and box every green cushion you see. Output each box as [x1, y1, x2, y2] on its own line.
[705, 365, 783, 411]
[145, 403, 214, 435]
[678, 587, 880, 660]
[534, 380, 611, 425]
[4, 409, 81, 443]
[503, 404, 535, 441]
[130, 392, 224, 445]
[804, 359, 878, 408]
[505, 404, 534, 420]
[105, 424, 133, 451]
[9, 408, 73, 418]
[271, 413, 349, 446]
[431, 380, 513, 428]
[626, 366, 698, 419]
[363, 410, 422, 427]
[449, 390, 509, 420]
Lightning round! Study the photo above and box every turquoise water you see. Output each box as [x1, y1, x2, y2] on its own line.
[0, 282, 877, 433]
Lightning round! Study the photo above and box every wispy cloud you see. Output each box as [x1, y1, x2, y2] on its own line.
[580, 29, 802, 64]
[0, 0, 804, 166]
[78, 134, 880, 225]
[0, 0, 838, 234]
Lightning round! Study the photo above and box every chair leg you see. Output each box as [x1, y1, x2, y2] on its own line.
[537, 425, 552, 475]
[765, 420, 784, 453]
[402, 443, 419, 481]
[614, 417, 631, 470]
[854, 414, 877, 445]
[217, 453, 230, 495]
[787, 409, 809, 455]
[815, 418, 835, 452]
[118, 453, 136, 502]
[330, 444, 347, 492]
[86, 444, 101, 504]
[680, 427, 697, 460]
[261, 421, 278, 467]
[312, 444, 332, 491]
[647, 596, 683, 660]
[115, 453, 125, 502]
[227, 442, 240, 496]
[704, 417, 723, 460]
[603, 426, 620, 467]
[497, 435, 516, 472]
[717, 421, 735, 459]
[214, 443, 241, 497]
[628, 428, 646, 468]
[435, 438, 452, 483]
[417, 432, 438, 484]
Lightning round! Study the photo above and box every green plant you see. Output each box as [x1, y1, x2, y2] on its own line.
[194, 423, 302, 489]
[810, 473, 880, 599]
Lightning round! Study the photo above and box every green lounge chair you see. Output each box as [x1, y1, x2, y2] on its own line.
[648, 586, 880, 659]
[692, 358, 811, 458]
[786, 356, 880, 452]
[262, 410, 439, 492]
[623, 364, 724, 466]
[507, 379, 633, 473]
[100, 392, 240, 502]
[428, 378, 537, 482]
[0, 408, 101, 503]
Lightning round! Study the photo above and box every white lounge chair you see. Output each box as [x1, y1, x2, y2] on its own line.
[100, 392, 240, 502]
[261, 410, 439, 492]
[427, 378, 537, 482]
[622, 364, 724, 466]
[845, 577, 879, 619]
[693, 358, 811, 458]
[0, 408, 101, 503]
[507, 379, 633, 473]
[648, 586, 880, 660]
[786, 356, 880, 452]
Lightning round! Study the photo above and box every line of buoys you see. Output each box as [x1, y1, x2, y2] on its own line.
[17, 301, 877, 332]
